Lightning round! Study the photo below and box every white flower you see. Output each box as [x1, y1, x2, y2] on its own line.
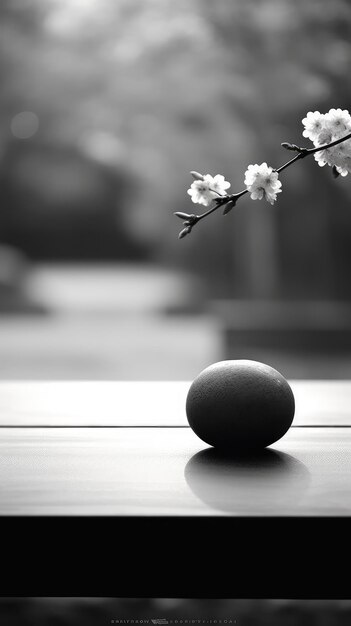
[187, 173, 230, 206]
[207, 173, 231, 196]
[302, 111, 325, 142]
[187, 179, 214, 206]
[324, 108, 351, 138]
[314, 142, 351, 176]
[314, 127, 333, 147]
[303, 108, 351, 176]
[244, 162, 282, 205]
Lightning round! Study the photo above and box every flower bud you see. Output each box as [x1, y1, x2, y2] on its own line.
[190, 171, 205, 181]
[178, 226, 192, 239]
[174, 211, 191, 220]
[281, 142, 301, 152]
[222, 200, 236, 215]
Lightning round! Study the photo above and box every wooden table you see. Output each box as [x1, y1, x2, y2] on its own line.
[1, 380, 350, 596]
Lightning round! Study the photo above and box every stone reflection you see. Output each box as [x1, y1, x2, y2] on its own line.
[185, 448, 310, 514]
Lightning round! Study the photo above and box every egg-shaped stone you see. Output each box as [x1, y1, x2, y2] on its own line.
[186, 360, 295, 451]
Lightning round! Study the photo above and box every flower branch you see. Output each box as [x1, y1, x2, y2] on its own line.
[175, 108, 351, 239]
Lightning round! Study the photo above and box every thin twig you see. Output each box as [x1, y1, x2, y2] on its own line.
[178, 130, 351, 237]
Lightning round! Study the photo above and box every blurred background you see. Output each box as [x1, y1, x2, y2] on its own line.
[1, 598, 351, 626]
[1, 0, 351, 380]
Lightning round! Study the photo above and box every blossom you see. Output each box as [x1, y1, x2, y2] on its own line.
[324, 108, 351, 137]
[208, 174, 231, 196]
[187, 174, 230, 206]
[244, 162, 282, 205]
[314, 142, 351, 176]
[302, 111, 325, 142]
[303, 108, 351, 176]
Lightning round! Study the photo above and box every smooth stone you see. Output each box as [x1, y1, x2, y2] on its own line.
[186, 360, 295, 451]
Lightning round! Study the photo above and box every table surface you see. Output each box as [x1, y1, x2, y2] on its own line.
[1, 380, 351, 516]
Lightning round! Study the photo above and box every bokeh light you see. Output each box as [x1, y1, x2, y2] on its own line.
[10, 111, 39, 139]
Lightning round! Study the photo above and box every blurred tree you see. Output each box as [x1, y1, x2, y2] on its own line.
[199, 0, 351, 298]
[0, 0, 350, 295]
